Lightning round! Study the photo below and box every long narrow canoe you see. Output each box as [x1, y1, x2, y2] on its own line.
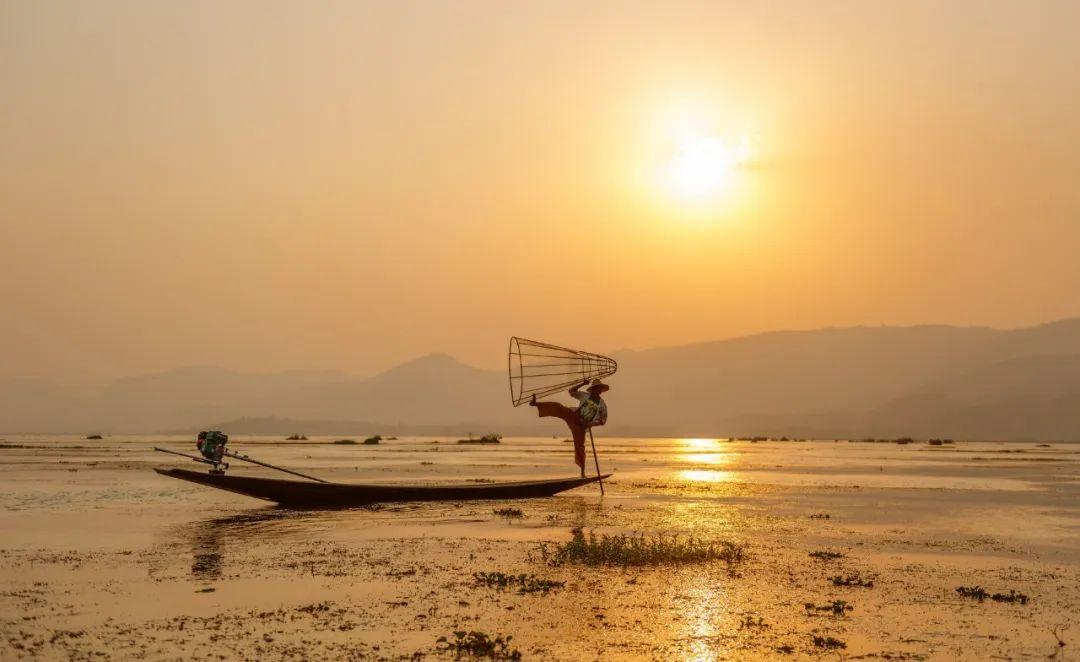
[155, 467, 609, 508]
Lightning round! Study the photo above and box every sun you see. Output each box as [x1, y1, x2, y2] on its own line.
[662, 136, 749, 202]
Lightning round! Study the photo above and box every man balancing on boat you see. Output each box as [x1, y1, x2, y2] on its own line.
[530, 378, 609, 477]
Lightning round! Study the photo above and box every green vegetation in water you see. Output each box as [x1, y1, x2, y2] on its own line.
[333, 439, 357, 445]
[363, 435, 382, 445]
[805, 600, 854, 615]
[831, 574, 874, 588]
[85, 434, 103, 440]
[809, 550, 845, 561]
[812, 635, 846, 650]
[473, 572, 564, 594]
[285, 434, 307, 440]
[809, 513, 831, 520]
[458, 433, 502, 444]
[955, 586, 1029, 604]
[539, 530, 745, 567]
[493, 507, 524, 519]
[436, 631, 521, 660]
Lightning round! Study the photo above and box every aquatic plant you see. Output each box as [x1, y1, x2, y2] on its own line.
[539, 530, 745, 567]
[809, 550, 844, 561]
[473, 572, 564, 594]
[85, 434, 103, 440]
[436, 631, 521, 660]
[830, 574, 874, 588]
[809, 513, 831, 520]
[492, 507, 524, 519]
[805, 600, 853, 615]
[363, 435, 381, 445]
[458, 433, 502, 444]
[333, 439, 357, 445]
[956, 586, 1029, 604]
[812, 635, 846, 649]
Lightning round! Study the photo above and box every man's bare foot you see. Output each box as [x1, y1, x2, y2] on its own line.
[529, 394, 537, 406]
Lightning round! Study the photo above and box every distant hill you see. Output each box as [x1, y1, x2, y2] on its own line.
[3, 319, 1080, 440]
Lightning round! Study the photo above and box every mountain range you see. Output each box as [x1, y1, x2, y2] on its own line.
[3, 319, 1080, 440]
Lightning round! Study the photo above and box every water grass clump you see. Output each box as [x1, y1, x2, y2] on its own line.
[436, 631, 521, 660]
[458, 433, 502, 444]
[493, 507, 524, 519]
[809, 550, 844, 561]
[333, 439, 357, 445]
[831, 574, 874, 588]
[285, 434, 307, 440]
[805, 600, 853, 615]
[539, 530, 745, 568]
[955, 586, 1029, 604]
[473, 572, 564, 594]
[85, 434, 103, 440]
[812, 635, 846, 650]
[363, 435, 381, 445]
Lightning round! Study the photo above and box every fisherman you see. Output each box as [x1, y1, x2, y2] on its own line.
[196, 430, 229, 464]
[530, 378, 609, 477]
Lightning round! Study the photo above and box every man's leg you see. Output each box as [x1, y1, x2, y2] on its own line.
[571, 425, 587, 477]
[536, 402, 587, 476]
[535, 401, 576, 424]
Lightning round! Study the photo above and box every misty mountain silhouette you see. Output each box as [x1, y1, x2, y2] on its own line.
[3, 320, 1079, 440]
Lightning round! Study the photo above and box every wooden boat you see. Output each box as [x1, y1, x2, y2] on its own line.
[155, 467, 609, 508]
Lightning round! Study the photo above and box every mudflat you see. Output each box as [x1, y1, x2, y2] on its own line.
[1, 436, 1077, 660]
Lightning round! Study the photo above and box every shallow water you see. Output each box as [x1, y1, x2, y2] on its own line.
[1, 436, 1078, 659]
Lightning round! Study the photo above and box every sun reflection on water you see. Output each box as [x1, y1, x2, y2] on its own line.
[679, 438, 734, 468]
[679, 469, 735, 483]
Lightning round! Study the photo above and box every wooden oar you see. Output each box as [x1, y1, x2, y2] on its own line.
[587, 428, 604, 496]
[223, 449, 329, 483]
[154, 446, 227, 469]
[154, 446, 328, 483]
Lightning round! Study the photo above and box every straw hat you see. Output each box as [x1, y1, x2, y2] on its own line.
[587, 379, 610, 393]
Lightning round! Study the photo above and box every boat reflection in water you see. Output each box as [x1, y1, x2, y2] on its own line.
[177, 510, 333, 582]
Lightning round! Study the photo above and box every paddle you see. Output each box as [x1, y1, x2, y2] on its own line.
[587, 428, 604, 495]
[153, 446, 328, 483]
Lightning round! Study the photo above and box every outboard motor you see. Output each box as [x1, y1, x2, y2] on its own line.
[196, 430, 229, 464]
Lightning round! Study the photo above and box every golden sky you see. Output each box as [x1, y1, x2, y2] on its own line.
[2, 1, 1079, 385]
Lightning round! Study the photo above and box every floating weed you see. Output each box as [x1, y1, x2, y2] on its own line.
[831, 574, 874, 588]
[473, 572, 564, 595]
[739, 614, 768, 630]
[539, 530, 745, 567]
[809, 513, 831, 520]
[805, 600, 854, 615]
[492, 508, 524, 519]
[812, 635, 847, 650]
[436, 631, 521, 660]
[955, 586, 1029, 604]
[991, 589, 1030, 604]
[809, 550, 844, 561]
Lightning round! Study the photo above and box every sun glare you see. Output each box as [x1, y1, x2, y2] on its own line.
[662, 135, 749, 202]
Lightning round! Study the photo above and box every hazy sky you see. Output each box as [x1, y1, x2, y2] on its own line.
[3, 1, 1079, 386]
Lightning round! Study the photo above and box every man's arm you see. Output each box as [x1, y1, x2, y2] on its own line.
[568, 378, 590, 397]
